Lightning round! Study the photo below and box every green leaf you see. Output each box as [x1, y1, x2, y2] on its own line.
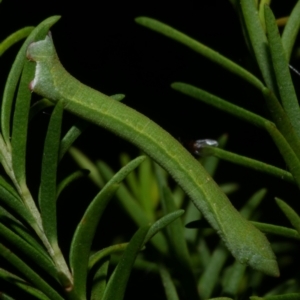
[0, 176, 41, 230]
[275, 198, 300, 235]
[265, 122, 300, 189]
[172, 82, 269, 128]
[70, 155, 146, 299]
[0, 222, 57, 281]
[252, 221, 300, 240]
[89, 243, 128, 270]
[1, 16, 60, 147]
[11, 60, 35, 186]
[91, 258, 109, 300]
[201, 146, 294, 184]
[39, 101, 63, 245]
[0, 244, 64, 300]
[198, 244, 229, 299]
[265, 5, 300, 137]
[69, 147, 105, 187]
[261, 87, 300, 161]
[70, 183, 119, 299]
[137, 156, 157, 220]
[135, 17, 264, 90]
[143, 209, 185, 244]
[102, 225, 150, 300]
[240, 0, 276, 92]
[56, 169, 89, 198]
[0, 268, 49, 300]
[96, 159, 169, 255]
[159, 264, 180, 300]
[281, 0, 300, 61]
[221, 262, 247, 297]
[59, 120, 89, 161]
[155, 164, 198, 300]
[239, 188, 267, 219]
[0, 27, 34, 56]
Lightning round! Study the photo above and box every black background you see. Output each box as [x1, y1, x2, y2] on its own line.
[0, 1, 299, 298]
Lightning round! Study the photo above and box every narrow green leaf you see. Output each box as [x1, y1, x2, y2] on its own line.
[29, 98, 54, 121]
[265, 5, 300, 137]
[119, 153, 141, 200]
[0, 208, 46, 256]
[262, 87, 300, 161]
[240, 0, 276, 92]
[59, 120, 89, 161]
[0, 244, 64, 300]
[135, 17, 264, 91]
[275, 198, 300, 235]
[221, 262, 247, 297]
[201, 146, 294, 184]
[102, 225, 150, 300]
[0, 268, 49, 300]
[239, 188, 267, 219]
[281, 0, 300, 61]
[0, 176, 37, 226]
[265, 122, 300, 189]
[155, 165, 198, 300]
[0, 27, 34, 56]
[69, 146, 105, 187]
[159, 264, 180, 300]
[11, 60, 35, 185]
[91, 258, 109, 300]
[89, 243, 128, 270]
[70, 183, 119, 299]
[172, 82, 269, 128]
[252, 221, 300, 240]
[56, 169, 89, 198]
[0, 222, 58, 281]
[198, 244, 229, 299]
[138, 156, 157, 220]
[70, 155, 146, 299]
[143, 209, 185, 244]
[39, 101, 63, 245]
[1, 16, 60, 147]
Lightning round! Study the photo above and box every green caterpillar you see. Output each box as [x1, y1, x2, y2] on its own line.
[26, 33, 279, 276]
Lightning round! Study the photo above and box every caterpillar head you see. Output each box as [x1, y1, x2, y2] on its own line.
[27, 32, 57, 62]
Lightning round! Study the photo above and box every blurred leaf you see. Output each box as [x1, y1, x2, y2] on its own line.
[159, 264, 180, 300]
[281, 0, 300, 61]
[275, 198, 300, 234]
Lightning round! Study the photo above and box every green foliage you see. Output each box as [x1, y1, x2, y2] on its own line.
[0, 1, 300, 299]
